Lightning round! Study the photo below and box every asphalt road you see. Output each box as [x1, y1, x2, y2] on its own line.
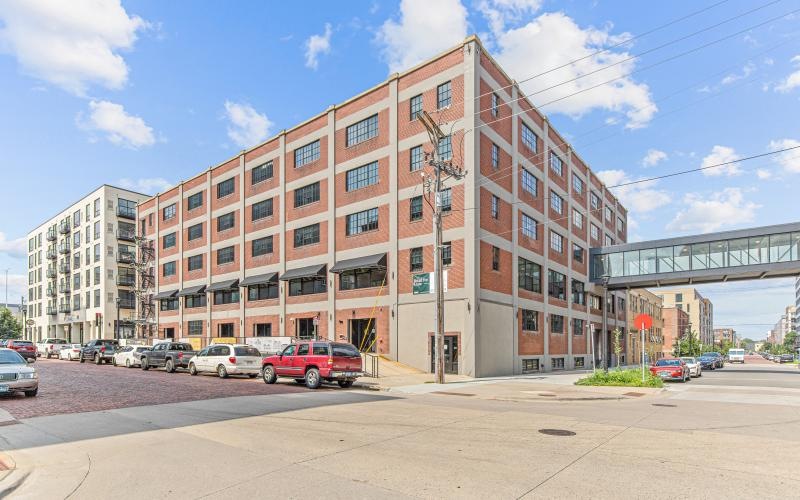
[689, 354, 800, 388]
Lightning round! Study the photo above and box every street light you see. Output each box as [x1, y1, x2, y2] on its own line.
[601, 273, 610, 373]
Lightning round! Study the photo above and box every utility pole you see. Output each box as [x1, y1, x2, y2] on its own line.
[4, 268, 8, 310]
[418, 111, 465, 384]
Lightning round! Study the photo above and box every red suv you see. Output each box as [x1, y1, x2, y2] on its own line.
[262, 341, 363, 389]
[6, 340, 37, 360]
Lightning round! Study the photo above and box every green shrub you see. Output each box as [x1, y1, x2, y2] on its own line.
[575, 369, 663, 388]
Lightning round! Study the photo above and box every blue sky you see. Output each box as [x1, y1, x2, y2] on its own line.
[1, 0, 798, 339]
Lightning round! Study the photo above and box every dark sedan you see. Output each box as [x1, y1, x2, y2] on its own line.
[698, 355, 716, 370]
[702, 352, 724, 368]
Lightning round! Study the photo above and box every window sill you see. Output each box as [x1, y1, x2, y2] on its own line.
[216, 192, 236, 202]
[293, 241, 321, 250]
[294, 159, 320, 169]
[293, 199, 320, 210]
[252, 215, 275, 224]
[345, 136, 379, 150]
[346, 228, 379, 239]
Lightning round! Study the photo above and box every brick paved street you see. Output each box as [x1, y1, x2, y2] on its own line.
[0, 357, 307, 420]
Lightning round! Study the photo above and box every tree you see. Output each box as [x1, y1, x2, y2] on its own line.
[612, 328, 622, 369]
[0, 307, 22, 339]
[783, 332, 797, 351]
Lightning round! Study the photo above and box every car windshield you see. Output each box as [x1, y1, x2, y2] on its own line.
[655, 359, 681, 366]
[702, 352, 717, 357]
[14, 341, 33, 346]
[331, 343, 360, 357]
[135, 347, 149, 352]
[234, 346, 261, 357]
[0, 350, 25, 364]
[680, 357, 696, 363]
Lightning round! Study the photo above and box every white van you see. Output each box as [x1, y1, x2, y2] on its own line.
[728, 348, 745, 363]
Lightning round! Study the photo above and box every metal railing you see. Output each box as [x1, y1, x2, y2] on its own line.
[46, 267, 57, 278]
[117, 274, 136, 286]
[361, 353, 379, 378]
[46, 306, 57, 315]
[117, 228, 136, 241]
[58, 242, 71, 254]
[58, 262, 70, 274]
[46, 249, 57, 260]
[58, 303, 71, 313]
[118, 299, 136, 309]
[58, 283, 71, 294]
[117, 251, 136, 264]
[46, 229, 57, 241]
[46, 288, 56, 298]
[117, 207, 136, 220]
[59, 221, 71, 234]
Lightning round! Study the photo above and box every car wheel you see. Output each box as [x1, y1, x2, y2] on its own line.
[305, 368, 321, 389]
[217, 364, 228, 379]
[24, 388, 38, 397]
[94, 354, 101, 365]
[125, 359, 131, 368]
[262, 365, 277, 384]
[112, 357, 117, 366]
[189, 363, 197, 376]
[338, 380, 353, 389]
[141, 358, 150, 370]
[165, 360, 175, 373]
[79, 354, 85, 363]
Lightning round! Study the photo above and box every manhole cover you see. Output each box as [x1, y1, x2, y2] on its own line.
[651, 403, 677, 407]
[538, 428, 576, 436]
[623, 392, 645, 397]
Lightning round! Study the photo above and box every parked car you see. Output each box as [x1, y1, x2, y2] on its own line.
[262, 341, 363, 389]
[0, 348, 38, 397]
[649, 358, 690, 382]
[58, 343, 83, 361]
[188, 344, 262, 378]
[728, 348, 745, 363]
[680, 357, 702, 377]
[113, 345, 151, 368]
[140, 342, 196, 372]
[702, 352, 724, 368]
[778, 354, 794, 363]
[697, 354, 716, 370]
[5, 340, 37, 360]
[80, 339, 120, 364]
[36, 338, 68, 358]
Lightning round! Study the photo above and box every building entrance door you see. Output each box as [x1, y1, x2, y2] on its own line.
[430, 335, 459, 374]
[349, 319, 376, 352]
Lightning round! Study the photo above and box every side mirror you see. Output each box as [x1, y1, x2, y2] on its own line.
[27, 357, 35, 364]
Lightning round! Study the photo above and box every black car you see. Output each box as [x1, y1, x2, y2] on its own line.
[698, 355, 716, 370]
[701, 352, 724, 369]
[778, 354, 795, 363]
[80, 339, 120, 364]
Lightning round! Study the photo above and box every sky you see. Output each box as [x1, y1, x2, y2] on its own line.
[0, 0, 798, 340]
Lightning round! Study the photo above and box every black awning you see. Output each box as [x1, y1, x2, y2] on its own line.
[153, 289, 178, 300]
[177, 284, 207, 297]
[240, 273, 279, 286]
[279, 264, 327, 281]
[330, 253, 387, 273]
[206, 279, 239, 292]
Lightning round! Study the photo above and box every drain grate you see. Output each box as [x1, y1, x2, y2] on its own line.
[538, 428, 576, 437]
[652, 403, 677, 407]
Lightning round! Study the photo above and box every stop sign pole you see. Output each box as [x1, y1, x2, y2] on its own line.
[634, 314, 653, 382]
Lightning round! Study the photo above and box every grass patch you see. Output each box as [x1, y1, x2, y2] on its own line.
[575, 369, 664, 388]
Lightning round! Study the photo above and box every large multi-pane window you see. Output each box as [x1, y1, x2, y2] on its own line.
[548, 269, 566, 300]
[550, 231, 564, 253]
[590, 223, 600, 241]
[442, 242, 452, 266]
[617, 216, 625, 233]
[410, 196, 423, 221]
[605, 206, 613, 222]
[440, 188, 452, 212]
[185, 294, 206, 309]
[518, 257, 541, 293]
[573, 209, 584, 229]
[573, 175, 584, 194]
[573, 318, 585, 336]
[187, 255, 203, 271]
[118, 198, 136, 218]
[163, 232, 176, 249]
[492, 246, 500, 271]
[289, 277, 326, 296]
[163, 261, 176, 277]
[573, 244, 584, 263]
[217, 212, 235, 232]
[254, 323, 272, 336]
[437, 81, 451, 109]
[346, 208, 378, 236]
[346, 114, 378, 146]
[590, 192, 601, 210]
[572, 279, 586, 305]
[252, 160, 273, 184]
[217, 178, 235, 198]
[438, 135, 452, 160]
[188, 320, 203, 335]
[217, 246, 235, 265]
[345, 161, 378, 191]
[550, 191, 563, 214]
[521, 309, 538, 331]
[521, 168, 537, 196]
[294, 182, 320, 207]
[549, 152, 563, 176]
[491, 93, 499, 117]
[294, 223, 320, 247]
[163, 204, 176, 220]
[521, 123, 537, 152]
[410, 247, 423, 271]
[550, 315, 564, 334]
[160, 298, 178, 311]
[252, 236, 273, 257]
[604, 234, 614, 246]
[410, 145, 424, 171]
[295, 139, 320, 167]
[214, 289, 239, 305]
[409, 94, 422, 120]
[491, 195, 499, 219]
[521, 213, 537, 239]
[248, 283, 278, 300]
[252, 198, 273, 221]
[340, 268, 386, 290]
[188, 223, 203, 241]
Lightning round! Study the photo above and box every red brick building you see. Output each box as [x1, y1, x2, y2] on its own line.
[137, 36, 628, 376]
[662, 307, 690, 358]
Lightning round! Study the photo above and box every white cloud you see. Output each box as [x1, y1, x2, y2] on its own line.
[304, 23, 332, 70]
[0, 0, 148, 95]
[477, 0, 542, 35]
[78, 100, 155, 149]
[118, 177, 172, 195]
[491, 12, 657, 129]
[666, 188, 759, 233]
[756, 168, 772, 180]
[596, 169, 671, 214]
[0, 233, 27, 259]
[375, 0, 467, 74]
[700, 145, 741, 177]
[223, 101, 273, 149]
[775, 55, 800, 93]
[721, 62, 755, 85]
[641, 149, 667, 168]
[768, 138, 800, 173]
[0, 273, 28, 306]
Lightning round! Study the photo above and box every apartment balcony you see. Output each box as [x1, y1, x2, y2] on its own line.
[46, 267, 57, 278]
[118, 298, 136, 309]
[46, 248, 57, 260]
[58, 221, 71, 234]
[58, 262, 70, 274]
[117, 206, 136, 220]
[117, 273, 136, 287]
[59, 283, 71, 294]
[46, 229, 57, 241]
[117, 228, 136, 242]
[46, 287, 57, 298]
[116, 251, 136, 264]
[46, 306, 57, 315]
[58, 242, 71, 254]
[58, 303, 71, 313]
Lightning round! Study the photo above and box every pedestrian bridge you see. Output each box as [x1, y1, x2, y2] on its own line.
[590, 222, 800, 290]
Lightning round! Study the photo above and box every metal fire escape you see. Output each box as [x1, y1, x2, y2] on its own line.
[134, 236, 155, 338]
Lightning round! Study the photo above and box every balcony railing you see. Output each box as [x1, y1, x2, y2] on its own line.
[46, 306, 57, 315]
[58, 303, 71, 313]
[46, 267, 57, 278]
[116, 251, 136, 264]
[58, 242, 71, 254]
[58, 262, 70, 274]
[118, 298, 136, 309]
[46, 249, 57, 260]
[117, 274, 136, 287]
[59, 283, 71, 294]
[117, 207, 136, 220]
[46, 229, 57, 241]
[59, 221, 71, 234]
[117, 228, 136, 241]
[46, 287, 57, 298]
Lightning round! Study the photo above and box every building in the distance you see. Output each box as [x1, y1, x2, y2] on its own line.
[136, 35, 629, 376]
[626, 289, 663, 364]
[767, 305, 796, 345]
[795, 275, 800, 332]
[713, 327, 736, 347]
[25, 185, 150, 343]
[662, 306, 689, 358]
[656, 288, 713, 347]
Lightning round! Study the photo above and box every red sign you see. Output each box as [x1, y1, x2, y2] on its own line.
[634, 313, 652, 331]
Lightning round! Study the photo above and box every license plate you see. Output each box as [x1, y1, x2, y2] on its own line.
[659, 372, 669, 378]
[0, 385, 8, 393]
